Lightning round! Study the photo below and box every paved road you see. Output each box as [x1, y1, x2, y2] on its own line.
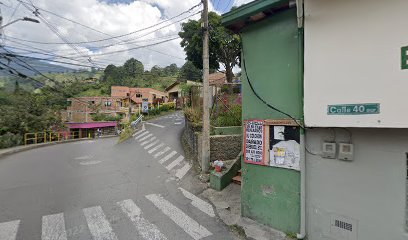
[0, 112, 234, 240]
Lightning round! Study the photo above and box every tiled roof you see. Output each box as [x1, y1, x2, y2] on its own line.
[209, 72, 227, 86]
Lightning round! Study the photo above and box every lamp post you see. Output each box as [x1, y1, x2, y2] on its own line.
[0, 17, 40, 30]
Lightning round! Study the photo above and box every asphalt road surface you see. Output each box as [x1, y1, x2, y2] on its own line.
[0, 111, 234, 240]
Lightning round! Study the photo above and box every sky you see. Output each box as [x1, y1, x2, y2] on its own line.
[0, 0, 255, 70]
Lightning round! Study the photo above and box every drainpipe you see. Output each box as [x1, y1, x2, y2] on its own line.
[296, 0, 306, 239]
[297, 133, 306, 239]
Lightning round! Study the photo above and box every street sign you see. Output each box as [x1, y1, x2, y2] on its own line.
[327, 103, 380, 115]
[142, 101, 149, 113]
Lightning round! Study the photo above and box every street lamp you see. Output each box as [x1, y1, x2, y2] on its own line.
[0, 17, 40, 30]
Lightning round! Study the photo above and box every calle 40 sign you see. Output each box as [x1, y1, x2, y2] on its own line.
[327, 103, 380, 115]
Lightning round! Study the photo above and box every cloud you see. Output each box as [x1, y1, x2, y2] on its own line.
[1, 0, 216, 70]
[233, 0, 255, 7]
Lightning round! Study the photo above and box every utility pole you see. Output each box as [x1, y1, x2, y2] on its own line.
[201, 0, 210, 173]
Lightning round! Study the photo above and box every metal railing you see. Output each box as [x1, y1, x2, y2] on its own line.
[24, 131, 90, 146]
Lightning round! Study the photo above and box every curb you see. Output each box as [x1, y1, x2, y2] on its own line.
[0, 135, 118, 159]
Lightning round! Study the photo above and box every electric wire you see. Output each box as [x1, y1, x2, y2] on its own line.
[16, 0, 201, 45]
[240, 34, 304, 130]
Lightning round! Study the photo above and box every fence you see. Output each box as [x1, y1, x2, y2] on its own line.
[24, 131, 89, 145]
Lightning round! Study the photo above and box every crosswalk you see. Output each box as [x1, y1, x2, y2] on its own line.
[133, 127, 192, 181]
[161, 112, 185, 125]
[0, 188, 215, 240]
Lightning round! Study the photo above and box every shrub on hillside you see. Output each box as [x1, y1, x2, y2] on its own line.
[0, 132, 22, 149]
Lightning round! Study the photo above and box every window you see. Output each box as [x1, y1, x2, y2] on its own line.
[136, 93, 142, 98]
[104, 101, 112, 107]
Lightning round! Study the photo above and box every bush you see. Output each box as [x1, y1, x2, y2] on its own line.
[148, 107, 161, 115]
[162, 102, 176, 110]
[118, 124, 133, 143]
[0, 132, 22, 149]
[160, 104, 170, 112]
[212, 105, 242, 127]
[184, 107, 202, 123]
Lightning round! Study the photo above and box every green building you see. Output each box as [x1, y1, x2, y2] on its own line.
[224, 0, 408, 239]
[223, 0, 305, 235]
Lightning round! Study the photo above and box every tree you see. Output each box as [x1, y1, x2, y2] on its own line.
[178, 61, 202, 81]
[163, 63, 179, 76]
[123, 58, 144, 78]
[150, 65, 163, 78]
[179, 12, 241, 82]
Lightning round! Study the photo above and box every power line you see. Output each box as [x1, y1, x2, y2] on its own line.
[5, 33, 180, 46]
[17, 0, 201, 45]
[6, 1, 20, 24]
[4, 41, 104, 68]
[223, 0, 234, 12]
[17, 0, 198, 61]
[19, 0, 97, 67]
[240, 36, 304, 129]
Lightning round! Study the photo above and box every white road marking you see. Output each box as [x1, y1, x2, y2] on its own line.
[144, 140, 160, 150]
[79, 160, 102, 166]
[74, 155, 93, 160]
[174, 122, 182, 125]
[0, 220, 20, 240]
[145, 194, 212, 240]
[138, 133, 153, 142]
[132, 129, 145, 137]
[42, 213, 67, 240]
[148, 143, 165, 154]
[141, 137, 157, 146]
[178, 188, 215, 217]
[166, 156, 184, 170]
[153, 147, 171, 158]
[145, 122, 165, 128]
[159, 151, 177, 164]
[83, 206, 118, 240]
[135, 131, 149, 140]
[175, 163, 192, 180]
[117, 199, 167, 240]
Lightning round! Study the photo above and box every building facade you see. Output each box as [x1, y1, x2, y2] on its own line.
[63, 96, 126, 123]
[111, 86, 167, 107]
[223, 0, 408, 239]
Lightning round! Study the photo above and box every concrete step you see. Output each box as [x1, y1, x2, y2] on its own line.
[232, 175, 241, 185]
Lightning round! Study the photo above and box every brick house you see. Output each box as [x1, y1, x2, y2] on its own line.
[111, 86, 167, 107]
[63, 96, 126, 123]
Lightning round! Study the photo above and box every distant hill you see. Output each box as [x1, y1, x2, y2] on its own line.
[0, 55, 75, 77]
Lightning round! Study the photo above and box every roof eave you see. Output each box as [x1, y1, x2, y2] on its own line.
[222, 0, 290, 32]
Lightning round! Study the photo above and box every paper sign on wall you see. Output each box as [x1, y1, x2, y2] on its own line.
[244, 120, 265, 164]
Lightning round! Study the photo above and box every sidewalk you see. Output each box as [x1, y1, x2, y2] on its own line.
[200, 183, 290, 240]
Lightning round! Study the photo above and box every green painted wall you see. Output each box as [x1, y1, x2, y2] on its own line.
[241, 8, 302, 233]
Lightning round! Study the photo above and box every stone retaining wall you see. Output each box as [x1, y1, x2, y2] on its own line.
[183, 116, 242, 162]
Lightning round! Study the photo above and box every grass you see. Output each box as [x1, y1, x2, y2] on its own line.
[228, 224, 247, 239]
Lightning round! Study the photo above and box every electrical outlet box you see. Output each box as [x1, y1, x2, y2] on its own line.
[322, 142, 336, 159]
[338, 143, 354, 161]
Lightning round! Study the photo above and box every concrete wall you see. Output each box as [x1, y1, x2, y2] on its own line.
[304, 0, 408, 128]
[305, 128, 408, 240]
